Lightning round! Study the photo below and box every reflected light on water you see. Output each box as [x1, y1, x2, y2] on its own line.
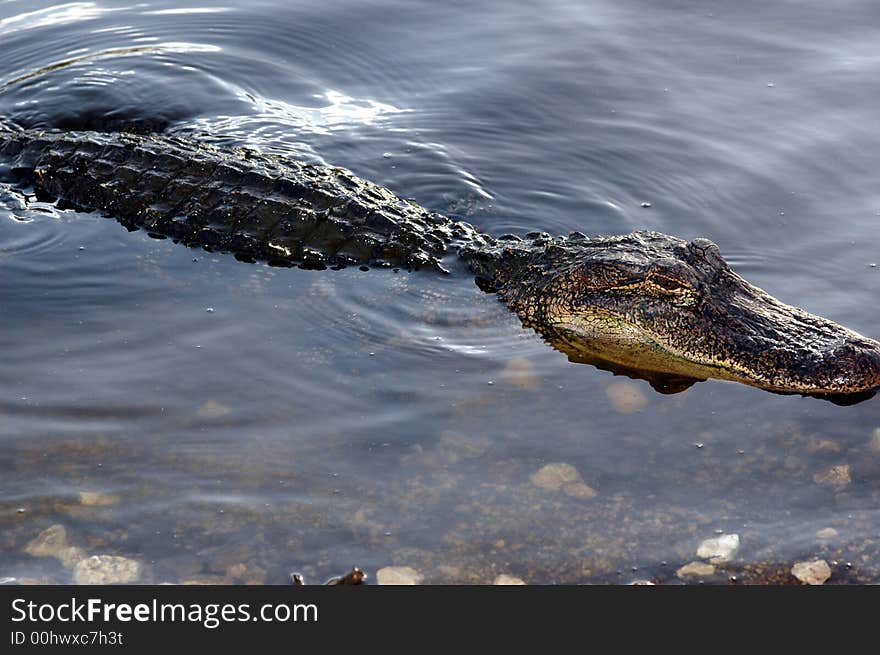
[142, 7, 232, 16]
[246, 89, 409, 134]
[0, 2, 118, 35]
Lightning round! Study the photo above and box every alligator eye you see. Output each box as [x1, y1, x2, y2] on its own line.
[646, 273, 689, 294]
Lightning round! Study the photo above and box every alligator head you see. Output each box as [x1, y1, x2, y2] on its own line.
[468, 230, 880, 400]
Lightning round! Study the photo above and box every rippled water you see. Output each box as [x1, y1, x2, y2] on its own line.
[1, 0, 879, 584]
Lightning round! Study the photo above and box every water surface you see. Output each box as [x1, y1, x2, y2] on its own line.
[1, 0, 880, 584]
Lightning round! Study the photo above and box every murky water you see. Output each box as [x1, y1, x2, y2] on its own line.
[1, 0, 879, 584]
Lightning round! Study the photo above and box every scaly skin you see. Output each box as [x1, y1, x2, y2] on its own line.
[0, 125, 490, 270]
[2, 124, 879, 398]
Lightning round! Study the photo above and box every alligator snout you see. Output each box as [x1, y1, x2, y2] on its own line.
[707, 270, 880, 395]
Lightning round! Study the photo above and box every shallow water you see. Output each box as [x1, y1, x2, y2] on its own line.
[1, 0, 879, 584]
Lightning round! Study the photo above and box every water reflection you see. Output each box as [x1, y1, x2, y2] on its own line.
[1, 42, 223, 93]
[0, 2, 116, 35]
[192, 89, 409, 135]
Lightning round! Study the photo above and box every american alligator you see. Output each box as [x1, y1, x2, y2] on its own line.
[1, 121, 879, 400]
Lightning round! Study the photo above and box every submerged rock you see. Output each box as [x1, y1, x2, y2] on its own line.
[73, 555, 142, 585]
[806, 438, 841, 454]
[24, 525, 69, 558]
[791, 559, 831, 585]
[79, 491, 121, 506]
[696, 534, 740, 564]
[500, 357, 540, 391]
[196, 399, 230, 419]
[531, 463, 580, 490]
[605, 381, 648, 414]
[812, 464, 851, 490]
[493, 574, 526, 585]
[676, 561, 715, 578]
[530, 463, 598, 498]
[815, 527, 839, 541]
[376, 566, 423, 585]
[23, 524, 86, 569]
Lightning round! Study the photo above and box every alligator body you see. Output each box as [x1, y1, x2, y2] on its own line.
[2, 122, 879, 399]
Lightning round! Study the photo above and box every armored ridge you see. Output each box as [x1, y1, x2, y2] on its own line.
[2, 124, 880, 398]
[0, 125, 491, 271]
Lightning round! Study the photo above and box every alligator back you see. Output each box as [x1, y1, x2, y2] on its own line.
[0, 126, 484, 270]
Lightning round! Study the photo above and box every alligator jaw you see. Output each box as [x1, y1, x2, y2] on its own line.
[549, 299, 880, 398]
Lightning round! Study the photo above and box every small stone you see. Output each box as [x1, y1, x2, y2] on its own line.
[530, 463, 583, 492]
[73, 555, 142, 585]
[227, 563, 247, 579]
[79, 491, 121, 506]
[696, 533, 740, 564]
[791, 559, 831, 585]
[640, 202, 652, 208]
[376, 566, 423, 585]
[500, 357, 539, 391]
[196, 399, 229, 419]
[813, 464, 851, 490]
[816, 527, 838, 540]
[493, 574, 526, 585]
[605, 381, 648, 413]
[676, 561, 715, 578]
[806, 439, 841, 454]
